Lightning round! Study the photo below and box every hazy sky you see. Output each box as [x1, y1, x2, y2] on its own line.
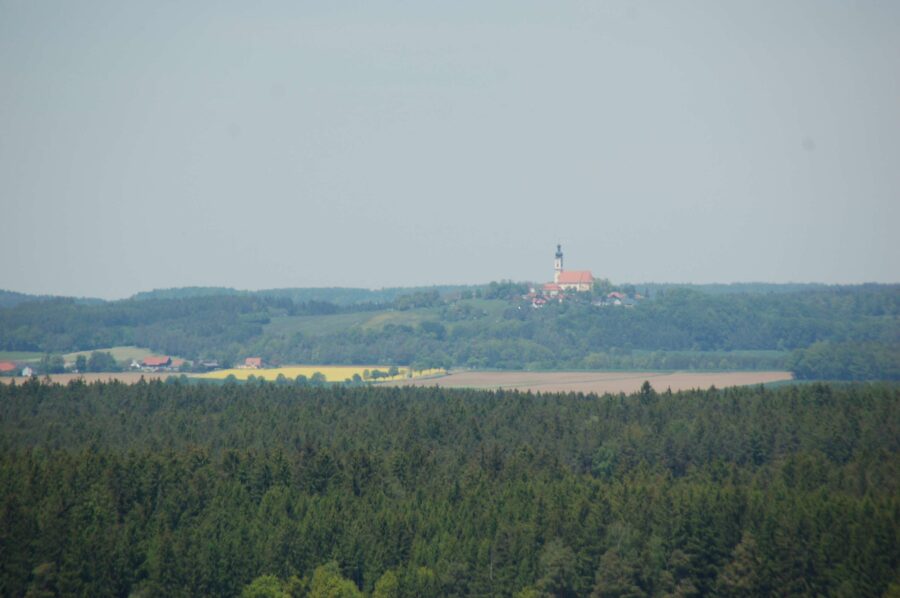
[2, 1, 898, 299]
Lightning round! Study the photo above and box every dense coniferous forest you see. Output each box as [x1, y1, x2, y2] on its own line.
[1, 284, 897, 378]
[0, 379, 897, 596]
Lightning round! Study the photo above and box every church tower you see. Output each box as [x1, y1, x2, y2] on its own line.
[554, 244, 563, 283]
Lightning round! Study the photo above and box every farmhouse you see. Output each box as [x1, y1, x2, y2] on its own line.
[242, 357, 263, 369]
[141, 356, 171, 371]
[0, 362, 16, 375]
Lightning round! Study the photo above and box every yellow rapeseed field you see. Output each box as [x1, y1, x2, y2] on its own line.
[194, 365, 445, 382]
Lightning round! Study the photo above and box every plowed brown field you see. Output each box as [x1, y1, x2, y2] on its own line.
[1, 370, 794, 393]
[387, 370, 793, 394]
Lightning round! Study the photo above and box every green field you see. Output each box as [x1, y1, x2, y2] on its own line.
[359, 308, 443, 331]
[0, 347, 176, 368]
[265, 311, 375, 336]
[63, 346, 161, 365]
[265, 300, 509, 338]
[0, 351, 43, 363]
[265, 307, 444, 337]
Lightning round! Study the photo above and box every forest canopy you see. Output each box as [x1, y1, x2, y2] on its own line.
[0, 380, 897, 596]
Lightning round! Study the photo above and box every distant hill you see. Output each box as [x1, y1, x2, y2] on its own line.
[130, 287, 246, 301]
[1, 282, 897, 379]
[0, 290, 42, 309]
[634, 282, 831, 296]
[0, 289, 103, 309]
[8, 282, 863, 308]
[131, 285, 480, 306]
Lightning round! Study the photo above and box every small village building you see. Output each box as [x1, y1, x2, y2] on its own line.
[541, 283, 563, 297]
[0, 362, 17, 375]
[243, 357, 263, 369]
[21, 366, 33, 377]
[141, 356, 171, 371]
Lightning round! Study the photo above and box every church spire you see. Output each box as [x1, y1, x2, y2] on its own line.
[554, 244, 563, 283]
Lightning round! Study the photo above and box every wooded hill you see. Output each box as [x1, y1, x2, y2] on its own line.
[0, 284, 897, 379]
[0, 380, 897, 596]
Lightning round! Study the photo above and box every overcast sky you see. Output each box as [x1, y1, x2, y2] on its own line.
[1, 1, 898, 299]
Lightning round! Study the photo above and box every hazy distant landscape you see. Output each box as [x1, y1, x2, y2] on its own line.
[1, 282, 896, 383]
[2, 1, 899, 596]
[3, 282, 895, 596]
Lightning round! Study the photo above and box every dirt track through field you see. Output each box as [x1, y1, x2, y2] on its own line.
[387, 370, 793, 394]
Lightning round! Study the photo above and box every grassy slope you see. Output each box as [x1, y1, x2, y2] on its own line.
[360, 309, 442, 330]
[265, 312, 379, 336]
[63, 346, 165, 365]
[1, 347, 180, 367]
[0, 351, 43, 363]
[264, 299, 512, 339]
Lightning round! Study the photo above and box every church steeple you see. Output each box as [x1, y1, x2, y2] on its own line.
[554, 244, 564, 283]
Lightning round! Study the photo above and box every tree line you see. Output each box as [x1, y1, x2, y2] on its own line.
[0, 379, 897, 596]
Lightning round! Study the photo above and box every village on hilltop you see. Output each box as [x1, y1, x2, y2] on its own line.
[525, 244, 643, 308]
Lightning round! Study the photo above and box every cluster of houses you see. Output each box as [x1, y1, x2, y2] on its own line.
[239, 357, 263, 369]
[0, 354, 263, 377]
[525, 245, 596, 307]
[525, 245, 643, 308]
[595, 290, 642, 308]
[0, 361, 33, 377]
[129, 355, 185, 372]
[130, 356, 262, 372]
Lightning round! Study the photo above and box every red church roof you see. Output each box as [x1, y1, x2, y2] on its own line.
[557, 271, 593, 284]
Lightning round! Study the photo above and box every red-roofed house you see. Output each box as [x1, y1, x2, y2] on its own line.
[142, 356, 171, 370]
[0, 361, 16, 374]
[244, 357, 262, 369]
[542, 282, 563, 297]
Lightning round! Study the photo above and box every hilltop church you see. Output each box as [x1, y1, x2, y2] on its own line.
[543, 245, 594, 294]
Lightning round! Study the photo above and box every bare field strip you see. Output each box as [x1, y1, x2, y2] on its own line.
[1, 370, 794, 393]
[0, 372, 175, 385]
[387, 370, 794, 394]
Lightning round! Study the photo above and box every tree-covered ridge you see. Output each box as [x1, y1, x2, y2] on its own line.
[0, 289, 103, 309]
[0, 295, 339, 356]
[0, 284, 897, 377]
[276, 286, 898, 370]
[129, 285, 474, 306]
[0, 380, 897, 596]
